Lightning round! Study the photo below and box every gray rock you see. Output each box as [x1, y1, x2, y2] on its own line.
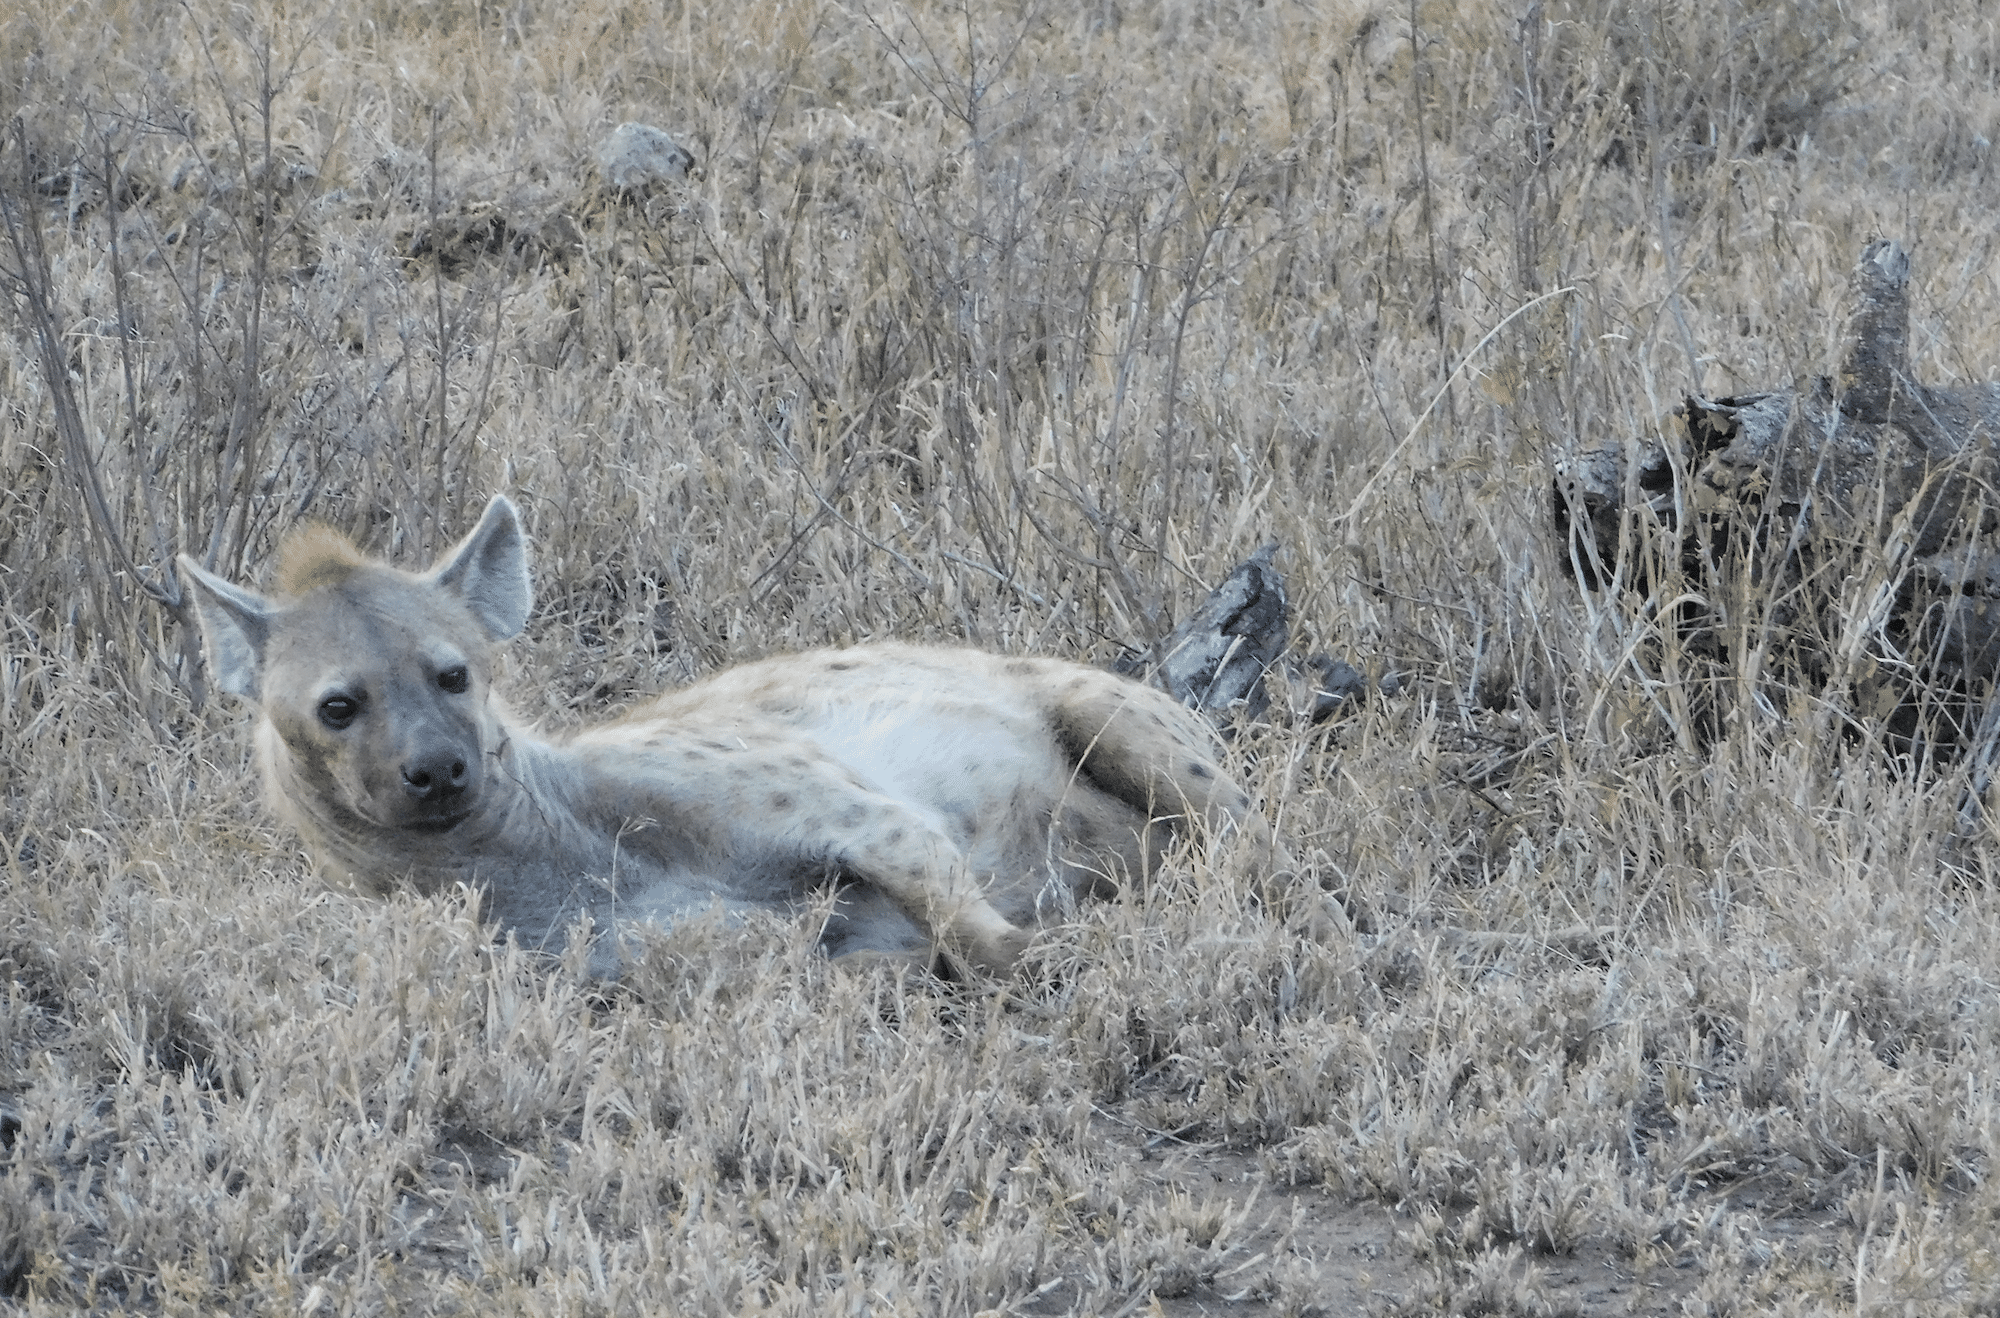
[594, 123, 695, 193]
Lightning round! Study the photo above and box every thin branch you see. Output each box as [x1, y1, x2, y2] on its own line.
[1, 122, 181, 615]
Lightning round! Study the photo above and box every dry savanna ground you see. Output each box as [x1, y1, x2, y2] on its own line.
[5, 0, 2000, 1312]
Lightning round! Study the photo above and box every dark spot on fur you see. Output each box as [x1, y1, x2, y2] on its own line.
[883, 827, 904, 845]
[1189, 761, 1213, 779]
[826, 660, 855, 671]
[770, 793, 794, 812]
[838, 807, 867, 828]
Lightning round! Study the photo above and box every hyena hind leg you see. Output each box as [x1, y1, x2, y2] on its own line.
[1044, 669, 1279, 858]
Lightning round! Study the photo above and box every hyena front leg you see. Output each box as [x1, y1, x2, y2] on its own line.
[820, 803, 1031, 974]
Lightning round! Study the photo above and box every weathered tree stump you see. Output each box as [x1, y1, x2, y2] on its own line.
[1553, 239, 2000, 821]
[1561, 242, 2000, 565]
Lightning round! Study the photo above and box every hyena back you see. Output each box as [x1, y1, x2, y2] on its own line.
[177, 496, 1272, 976]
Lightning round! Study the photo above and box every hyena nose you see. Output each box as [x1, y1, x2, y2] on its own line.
[401, 751, 470, 802]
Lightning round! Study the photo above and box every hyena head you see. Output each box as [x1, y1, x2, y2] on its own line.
[177, 497, 533, 859]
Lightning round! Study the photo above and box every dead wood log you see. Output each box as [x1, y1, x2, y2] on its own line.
[1131, 542, 1289, 719]
[1555, 239, 2000, 687]
[1135, 546, 1401, 726]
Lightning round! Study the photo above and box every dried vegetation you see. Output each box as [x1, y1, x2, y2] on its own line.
[4, 0, 2000, 1312]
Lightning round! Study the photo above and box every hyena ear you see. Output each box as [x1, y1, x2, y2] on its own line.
[176, 555, 276, 701]
[429, 495, 533, 641]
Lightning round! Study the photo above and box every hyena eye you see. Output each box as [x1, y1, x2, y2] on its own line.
[318, 695, 360, 730]
[437, 666, 470, 694]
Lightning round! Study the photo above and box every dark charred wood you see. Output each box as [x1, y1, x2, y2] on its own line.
[1551, 436, 1677, 590]
[1132, 542, 1289, 720]
[1304, 654, 1403, 723]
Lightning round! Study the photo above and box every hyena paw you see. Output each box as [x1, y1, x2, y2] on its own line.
[966, 923, 1034, 976]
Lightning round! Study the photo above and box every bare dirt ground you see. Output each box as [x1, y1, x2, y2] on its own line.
[1120, 1142, 1692, 1316]
[1124, 1141, 1859, 1317]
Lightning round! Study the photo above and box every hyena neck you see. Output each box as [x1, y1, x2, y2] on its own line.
[256, 718, 599, 898]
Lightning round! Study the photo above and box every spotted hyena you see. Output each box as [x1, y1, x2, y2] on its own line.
[177, 496, 1274, 976]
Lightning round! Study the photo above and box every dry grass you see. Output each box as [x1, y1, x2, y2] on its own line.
[5, 0, 2000, 1312]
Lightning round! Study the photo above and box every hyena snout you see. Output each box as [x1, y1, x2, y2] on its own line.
[373, 717, 486, 827]
[400, 745, 471, 803]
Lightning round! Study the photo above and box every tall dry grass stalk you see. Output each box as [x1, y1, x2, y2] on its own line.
[5, 0, 2000, 1311]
